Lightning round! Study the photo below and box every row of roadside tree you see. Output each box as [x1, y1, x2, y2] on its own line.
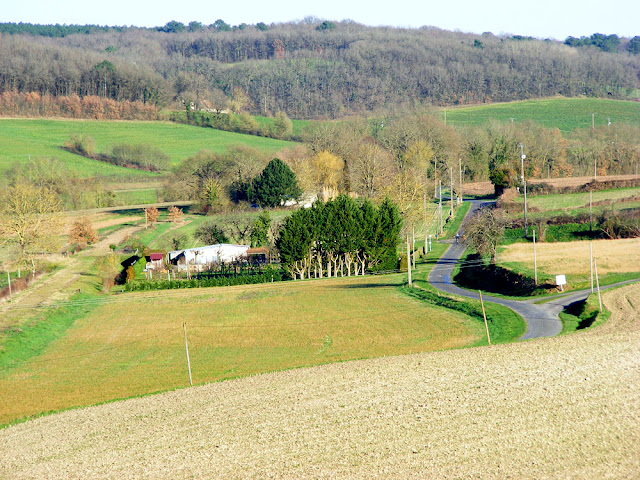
[275, 195, 402, 280]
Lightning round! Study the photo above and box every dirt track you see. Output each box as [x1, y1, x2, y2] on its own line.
[1, 282, 638, 478]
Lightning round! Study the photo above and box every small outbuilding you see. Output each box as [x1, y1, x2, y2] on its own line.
[246, 247, 270, 264]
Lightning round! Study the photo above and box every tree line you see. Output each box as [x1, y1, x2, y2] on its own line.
[0, 21, 638, 118]
[276, 196, 402, 280]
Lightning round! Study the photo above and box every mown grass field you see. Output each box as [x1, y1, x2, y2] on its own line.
[0, 273, 498, 426]
[0, 119, 297, 177]
[444, 97, 640, 132]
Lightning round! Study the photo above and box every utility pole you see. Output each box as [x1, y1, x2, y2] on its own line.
[478, 291, 491, 345]
[533, 229, 537, 285]
[592, 113, 595, 130]
[439, 181, 443, 235]
[590, 241, 594, 294]
[423, 192, 428, 255]
[594, 258, 602, 312]
[520, 144, 527, 238]
[589, 190, 593, 233]
[406, 236, 412, 287]
[183, 321, 193, 386]
[459, 158, 463, 205]
[412, 225, 416, 269]
[450, 167, 454, 218]
[520, 144, 525, 184]
[434, 157, 438, 198]
[524, 180, 528, 238]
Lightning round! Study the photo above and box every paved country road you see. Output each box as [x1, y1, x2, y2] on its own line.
[429, 200, 639, 339]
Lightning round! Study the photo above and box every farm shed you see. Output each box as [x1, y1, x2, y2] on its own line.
[246, 247, 270, 264]
[146, 253, 165, 270]
[167, 244, 250, 269]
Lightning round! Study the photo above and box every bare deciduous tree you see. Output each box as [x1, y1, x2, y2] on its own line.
[0, 182, 63, 271]
[464, 207, 507, 265]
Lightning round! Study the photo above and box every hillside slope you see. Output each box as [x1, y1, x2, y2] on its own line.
[1, 22, 639, 118]
[0, 118, 295, 177]
[1, 283, 638, 478]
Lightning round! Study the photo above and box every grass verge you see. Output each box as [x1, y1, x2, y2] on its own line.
[559, 294, 611, 334]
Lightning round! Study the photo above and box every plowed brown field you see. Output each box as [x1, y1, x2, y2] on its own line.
[1, 284, 638, 479]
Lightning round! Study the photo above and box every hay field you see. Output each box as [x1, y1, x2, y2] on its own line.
[1, 283, 638, 478]
[498, 237, 640, 282]
[0, 275, 487, 425]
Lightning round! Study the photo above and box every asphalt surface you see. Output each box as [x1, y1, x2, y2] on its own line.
[428, 200, 638, 339]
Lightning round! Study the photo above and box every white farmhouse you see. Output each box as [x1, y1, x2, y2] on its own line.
[167, 244, 250, 270]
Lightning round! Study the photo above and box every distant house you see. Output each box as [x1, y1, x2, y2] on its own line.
[167, 244, 250, 270]
[148, 253, 164, 269]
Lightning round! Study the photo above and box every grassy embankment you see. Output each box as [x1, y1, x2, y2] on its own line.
[444, 97, 640, 132]
[0, 201, 525, 427]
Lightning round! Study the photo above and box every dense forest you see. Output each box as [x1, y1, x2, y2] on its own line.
[1, 20, 639, 118]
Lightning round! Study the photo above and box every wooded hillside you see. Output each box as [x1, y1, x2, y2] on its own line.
[1, 21, 639, 118]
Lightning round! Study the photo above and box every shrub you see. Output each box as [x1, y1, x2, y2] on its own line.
[126, 266, 136, 283]
[110, 144, 170, 172]
[598, 210, 640, 239]
[64, 134, 96, 157]
[69, 217, 98, 245]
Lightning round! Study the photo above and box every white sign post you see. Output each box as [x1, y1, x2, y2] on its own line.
[555, 274, 567, 292]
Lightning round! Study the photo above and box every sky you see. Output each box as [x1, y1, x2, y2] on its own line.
[2, 0, 638, 40]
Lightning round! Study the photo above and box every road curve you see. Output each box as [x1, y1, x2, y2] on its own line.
[428, 200, 637, 339]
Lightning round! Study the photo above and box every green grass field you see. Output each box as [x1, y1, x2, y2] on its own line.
[0, 272, 506, 425]
[509, 187, 640, 221]
[0, 119, 297, 178]
[444, 97, 640, 132]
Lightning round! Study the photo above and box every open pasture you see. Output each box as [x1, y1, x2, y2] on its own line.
[0, 119, 296, 177]
[444, 97, 640, 132]
[0, 274, 490, 425]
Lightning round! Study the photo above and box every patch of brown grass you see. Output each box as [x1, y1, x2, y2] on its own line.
[499, 237, 640, 276]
